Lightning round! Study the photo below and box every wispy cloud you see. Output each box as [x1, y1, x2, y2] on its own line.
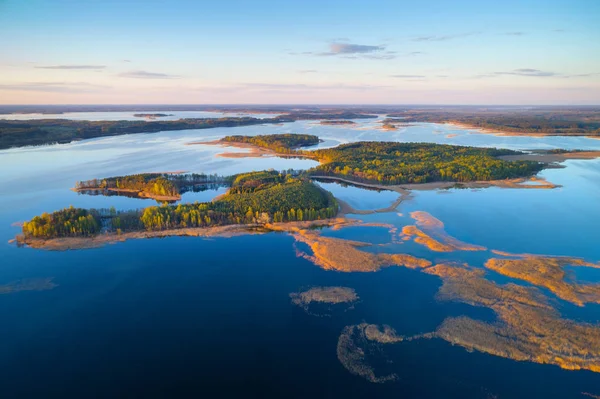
[495, 68, 557, 77]
[504, 31, 526, 36]
[327, 42, 384, 54]
[298, 69, 318, 74]
[118, 70, 180, 79]
[311, 42, 394, 59]
[35, 65, 106, 70]
[390, 74, 426, 78]
[412, 32, 479, 42]
[0, 81, 110, 93]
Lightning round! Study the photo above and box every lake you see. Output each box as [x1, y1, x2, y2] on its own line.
[0, 113, 599, 398]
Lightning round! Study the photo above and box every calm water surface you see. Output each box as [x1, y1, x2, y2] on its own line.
[0, 114, 599, 398]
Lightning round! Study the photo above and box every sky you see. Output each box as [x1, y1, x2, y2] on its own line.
[0, 0, 599, 105]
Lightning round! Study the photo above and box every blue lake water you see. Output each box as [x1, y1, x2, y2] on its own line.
[0, 114, 599, 397]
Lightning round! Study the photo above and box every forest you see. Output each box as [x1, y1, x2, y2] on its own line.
[22, 171, 338, 239]
[0, 111, 375, 149]
[221, 134, 320, 153]
[306, 142, 545, 184]
[389, 109, 600, 136]
[75, 173, 227, 200]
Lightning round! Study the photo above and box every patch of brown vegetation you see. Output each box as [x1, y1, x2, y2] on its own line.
[292, 228, 431, 272]
[290, 286, 358, 306]
[290, 286, 359, 316]
[400, 211, 486, 252]
[426, 263, 600, 373]
[16, 224, 267, 251]
[485, 256, 600, 306]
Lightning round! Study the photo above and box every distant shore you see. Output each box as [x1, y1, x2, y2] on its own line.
[446, 122, 600, 139]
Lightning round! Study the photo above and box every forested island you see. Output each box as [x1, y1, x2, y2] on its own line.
[133, 113, 174, 118]
[305, 142, 544, 184]
[221, 134, 320, 153]
[212, 135, 546, 184]
[319, 120, 357, 126]
[19, 134, 567, 244]
[0, 111, 375, 149]
[20, 171, 338, 241]
[74, 173, 227, 201]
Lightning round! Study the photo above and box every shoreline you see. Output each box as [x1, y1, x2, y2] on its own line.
[186, 139, 316, 159]
[445, 122, 600, 139]
[72, 187, 181, 202]
[13, 218, 360, 251]
[310, 175, 559, 191]
[497, 150, 600, 163]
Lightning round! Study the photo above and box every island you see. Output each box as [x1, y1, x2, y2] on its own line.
[18, 170, 338, 245]
[16, 134, 578, 247]
[74, 172, 226, 202]
[133, 113, 174, 118]
[319, 120, 357, 126]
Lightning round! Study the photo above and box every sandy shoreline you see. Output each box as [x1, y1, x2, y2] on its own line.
[13, 218, 364, 251]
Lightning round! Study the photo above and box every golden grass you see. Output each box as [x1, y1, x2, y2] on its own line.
[400, 211, 486, 252]
[427, 263, 600, 373]
[485, 256, 600, 306]
[292, 229, 431, 272]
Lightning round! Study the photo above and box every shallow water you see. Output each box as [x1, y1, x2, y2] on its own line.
[0, 113, 599, 398]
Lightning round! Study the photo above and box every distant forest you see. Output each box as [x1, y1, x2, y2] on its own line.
[0, 112, 374, 149]
[389, 109, 600, 136]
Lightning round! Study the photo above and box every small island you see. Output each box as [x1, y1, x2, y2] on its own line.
[133, 113, 174, 118]
[74, 172, 226, 202]
[319, 120, 357, 126]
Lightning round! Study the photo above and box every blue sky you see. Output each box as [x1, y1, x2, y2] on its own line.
[0, 0, 598, 104]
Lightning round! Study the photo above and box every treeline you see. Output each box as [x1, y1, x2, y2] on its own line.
[307, 142, 544, 184]
[0, 111, 377, 149]
[22, 171, 338, 239]
[221, 134, 320, 153]
[389, 111, 600, 136]
[75, 173, 228, 199]
[22, 206, 100, 238]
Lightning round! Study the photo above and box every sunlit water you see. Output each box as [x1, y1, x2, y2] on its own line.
[0, 114, 599, 397]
